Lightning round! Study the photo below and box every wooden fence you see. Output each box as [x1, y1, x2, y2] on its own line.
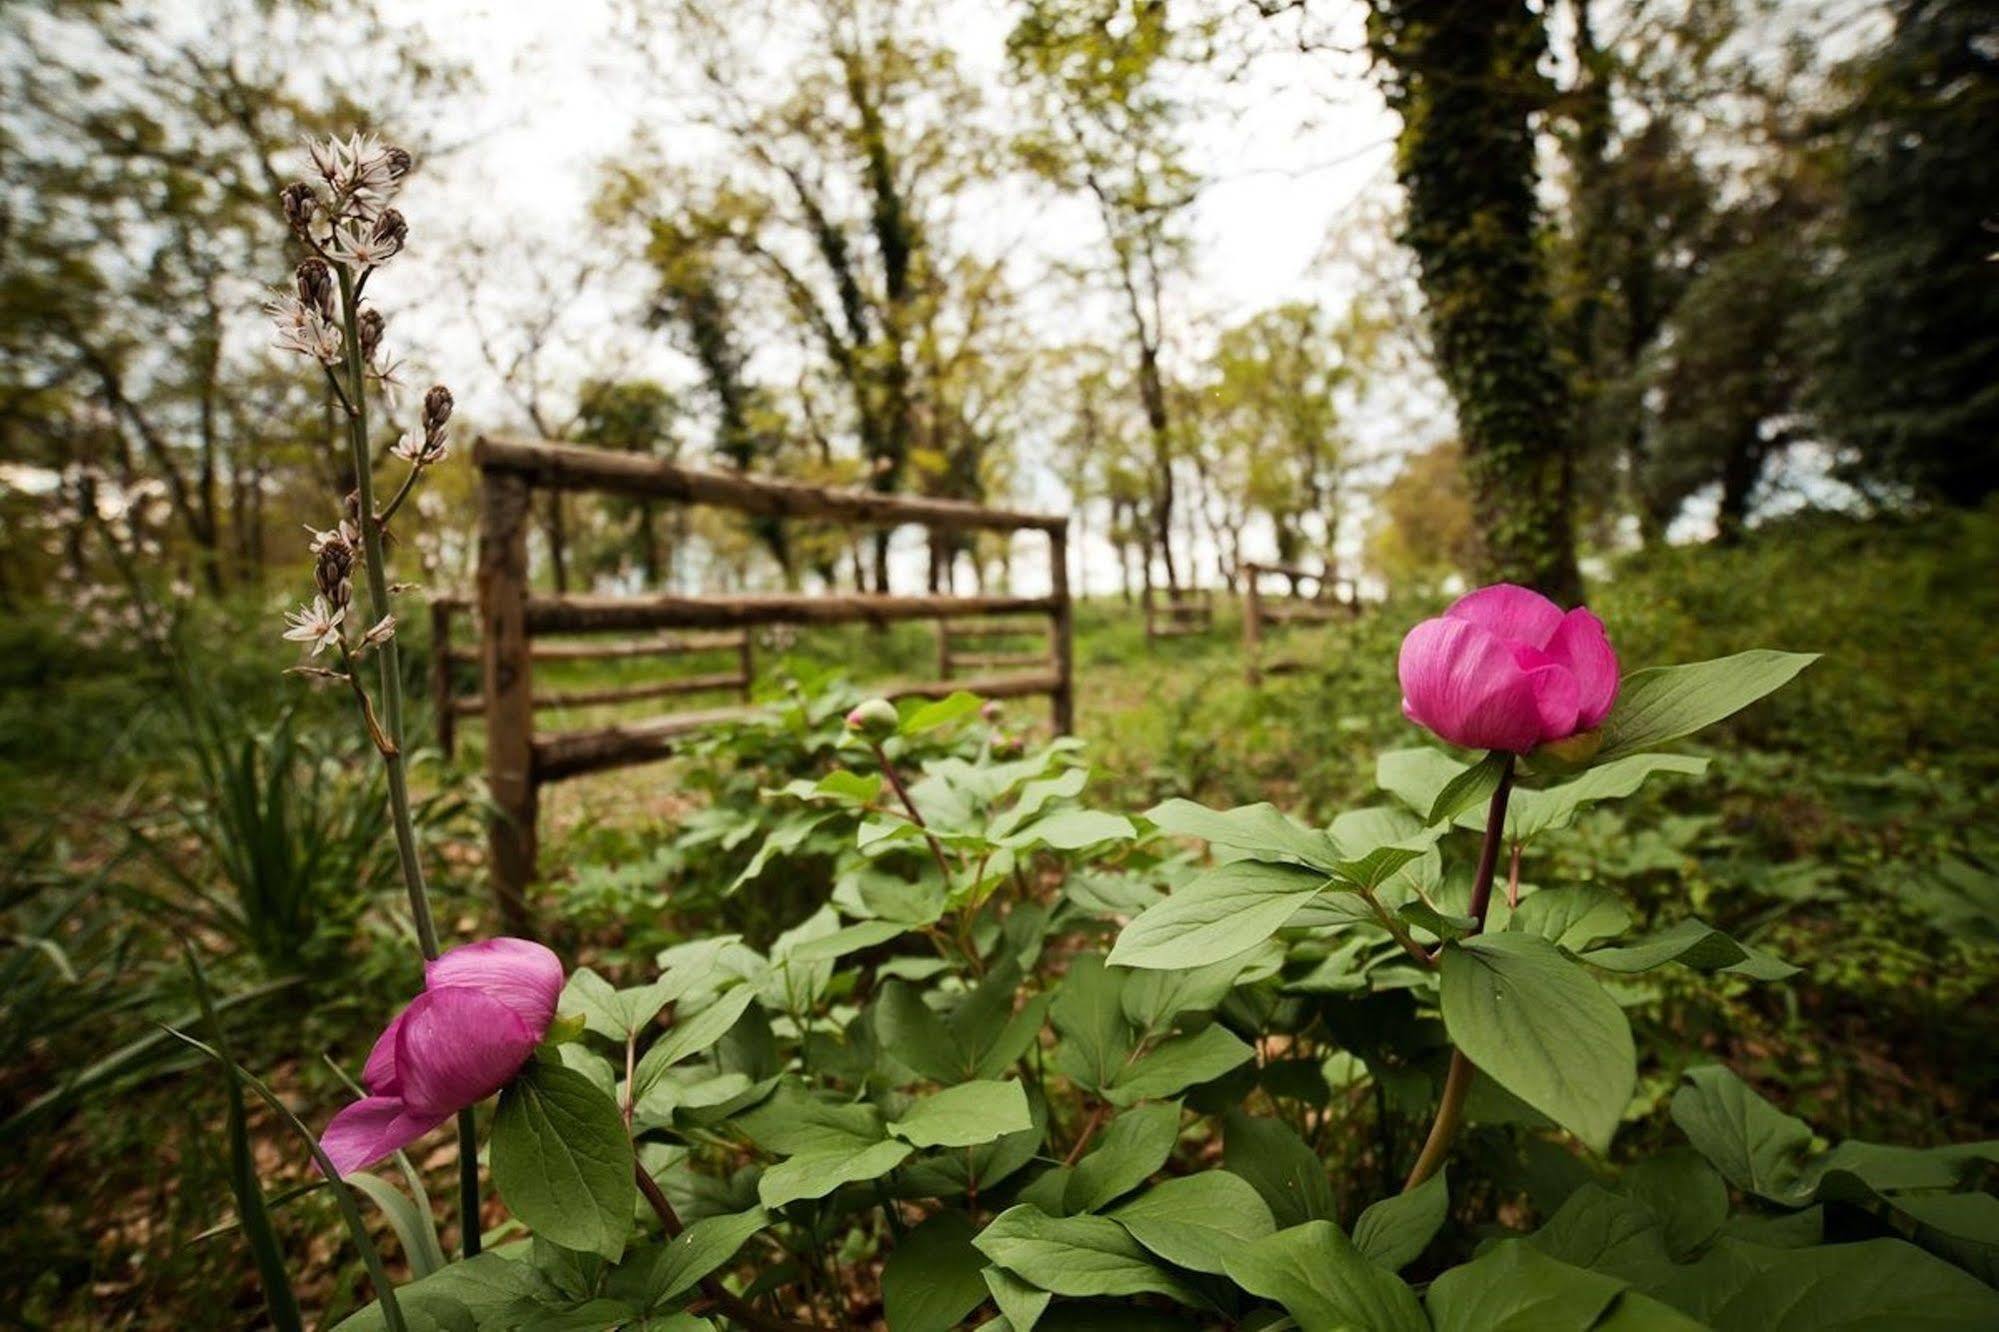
[470, 436, 1074, 932]
[1143, 585, 1215, 640]
[1242, 561, 1359, 684]
[429, 598, 750, 760]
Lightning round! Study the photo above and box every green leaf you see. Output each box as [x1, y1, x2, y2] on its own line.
[1424, 750, 1512, 825]
[1107, 861, 1330, 971]
[734, 1081, 883, 1154]
[1108, 1172, 1275, 1274]
[788, 919, 911, 964]
[1065, 1101, 1182, 1215]
[1378, 748, 1482, 828]
[972, 1205, 1211, 1307]
[903, 691, 984, 734]
[632, 986, 760, 1101]
[1105, 1024, 1255, 1106]
[729, 813, 832, 894]
[1425, 1241, 1627, 1332]
[1144, 798, 1339, 868]
[608, 1206, 768, 1309]
[1440, 934, 1635, 1154]
[1669, 1065, 1813, 1201]
[346, 1172, 448, 1280]
[1528, 1183, 1675, 1286]
[881, 1211, 990, 1332]
[1624, 1149, 1729, 1259]
[1506, 754, 1710, 839]
[1894, 1193, 1999, 1285]
[1323, 805, 1446, 889]
[1049, 953, 1137, 1092]
[889, 1080, 1033, 1149]
[876, 980, 968, 1082]
[1511, 887, 1633, 953]
[1008, 808, 1135, 850]
[561, 967, 674, 1042]
[759, 1140, 913, 1210]
[1352, 1168, 1448, 1273]
[329, 1253, 540, 1331]
[1689, 1237, 1999, 1330]
[1380, 748, 1711, 840]
[1596, 649, 1818, 762]
[1222, 1111, 1338, 1229]
[1118, 951, 1261, 1033]
[1223, 1221, 1428, 1332]
[812, 769, 883, 803]
[492, 1062, 637, 1262]
[983, 1267, 1052, 1332]
[1585, 918, 1797, 980]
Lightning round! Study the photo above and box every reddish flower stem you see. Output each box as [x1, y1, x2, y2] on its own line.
[1403, 753, 1515, 1192]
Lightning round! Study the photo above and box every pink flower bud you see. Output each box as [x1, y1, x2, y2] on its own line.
[846, 698, 900, 737]
[1397, 584, 1619, 754]
[320, 937, 563, 1175]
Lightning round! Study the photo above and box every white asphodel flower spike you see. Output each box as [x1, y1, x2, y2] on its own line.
[282, 596, 345, 657]
[266, 291, 343, 363]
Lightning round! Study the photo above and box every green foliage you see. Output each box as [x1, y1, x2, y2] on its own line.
[1813, 0, 1999, 506]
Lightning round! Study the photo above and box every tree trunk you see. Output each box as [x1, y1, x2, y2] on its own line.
[545, 491, 570, 592]
[1715, 434, 1761, 546]
[1371, 0, 1583, 604]
[1137, 346, 1180, 594]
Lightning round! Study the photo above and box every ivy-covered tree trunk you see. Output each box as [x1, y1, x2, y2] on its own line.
[1370, 0, 1584, 604]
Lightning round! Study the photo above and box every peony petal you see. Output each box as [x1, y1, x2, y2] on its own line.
[360, 1005, 409, 1095]
[1398, 617, 1549, 753]
[395, 986, 538, 1118]
[1521, 662, 1583, 744]
[425, 937, 564, 1038]
[1545, 608, 1620, 729]
[1445, 583, 1566, 650]
[320, 1095, 447, 1176]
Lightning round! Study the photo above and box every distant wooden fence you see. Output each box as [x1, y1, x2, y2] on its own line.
[935, 618, 1052, 680]
[429, 599, 750, 759]
[1143, 585, 1214, 640]
[1242, 561, 1359, 685]
[471, 436, 1073, 932]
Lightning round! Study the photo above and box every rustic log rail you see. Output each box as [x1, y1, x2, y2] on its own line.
[429, 597, 750, 758]
[1242, 561, 1360, 685]
[470, 436, 1074, 932]
[1143, 584, 1215, 640]
[935, 614, 1053, 683]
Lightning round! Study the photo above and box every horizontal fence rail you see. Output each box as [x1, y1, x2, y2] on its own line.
[477, 436, 1065, 533]
[467, 437, 1074, 933]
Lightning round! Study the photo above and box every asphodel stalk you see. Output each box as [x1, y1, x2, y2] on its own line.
[333, 264, 481, 1255]
[1401, 751, 1516, 1192]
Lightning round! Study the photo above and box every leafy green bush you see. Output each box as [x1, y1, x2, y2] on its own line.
[293, 646, 1999, 1331]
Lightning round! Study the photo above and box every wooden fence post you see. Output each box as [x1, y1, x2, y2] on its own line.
[1049, 522, 1075, 735]
[477, 460, 537, 938]
[737, 630, 755, 702]
[430, 600, 457, 759]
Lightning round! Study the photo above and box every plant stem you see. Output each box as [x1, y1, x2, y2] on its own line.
[334, 264, 475, 1249]
[870, 741, 955, 889]
[456, 1107, 481, 1258]
[1403, 752, 1515, 1192]
[334, 265, 437, 957]
[634, 1166, 817, 1332]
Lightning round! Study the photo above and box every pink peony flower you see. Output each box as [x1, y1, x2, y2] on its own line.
[1398, 584, 1620, 754]
[321, 938, 563, 1175]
